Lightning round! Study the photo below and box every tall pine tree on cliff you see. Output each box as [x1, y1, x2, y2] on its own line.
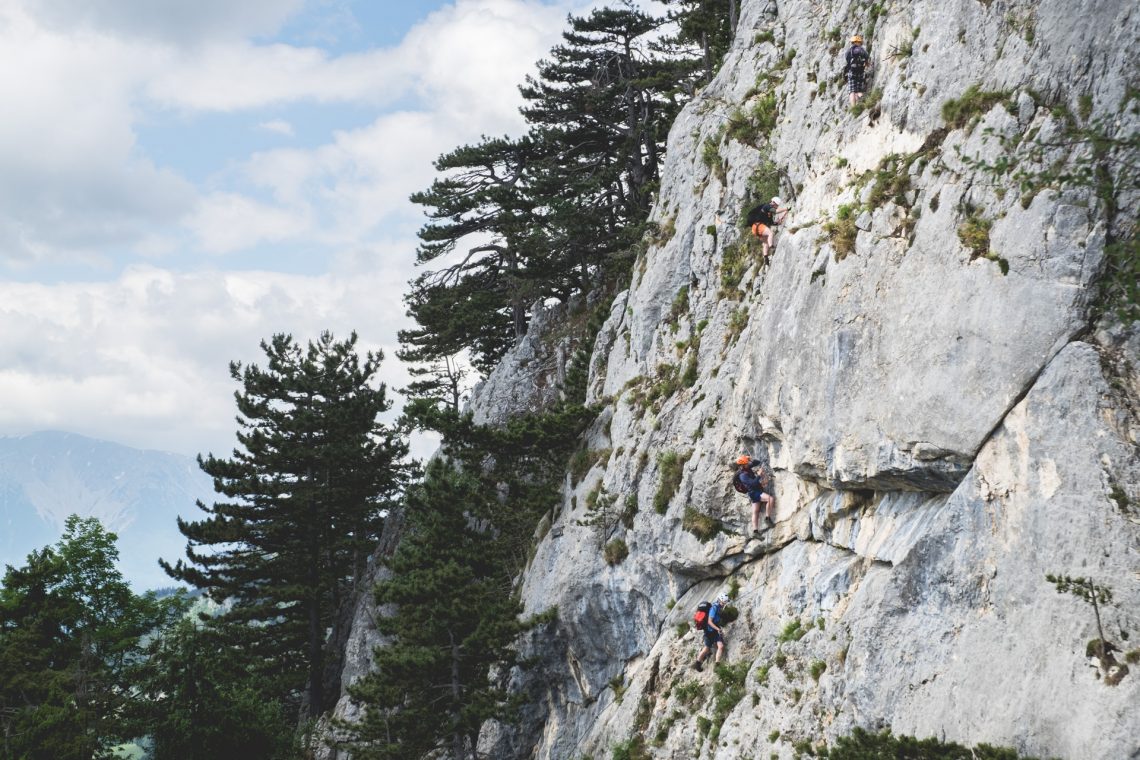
[398, 5, 701, 382]
[343, 461, 523, 760]
[161, 331, 410, 719]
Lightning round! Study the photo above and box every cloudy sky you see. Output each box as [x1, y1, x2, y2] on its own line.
[0, 0, 598, 460]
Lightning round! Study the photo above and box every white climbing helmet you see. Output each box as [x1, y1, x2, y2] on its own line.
[771, 196, 784, 207]
[716, 593, 730, 605]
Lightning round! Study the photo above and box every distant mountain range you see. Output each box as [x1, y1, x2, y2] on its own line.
[0, 431, 216, 591]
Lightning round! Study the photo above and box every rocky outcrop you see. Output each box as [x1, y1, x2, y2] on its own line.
[476, 0, 1140, 758]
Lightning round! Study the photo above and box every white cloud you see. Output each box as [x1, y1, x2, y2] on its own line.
[142, 0, 588, 114]
[0, 0, 601, 463]
[0, 262, 419, 457]
[187, 192, 311, 254]
[258, 119, 295, 136]
[22, 0, 305, 45]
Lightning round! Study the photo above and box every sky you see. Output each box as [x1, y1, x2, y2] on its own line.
[0, 0, 599, 461]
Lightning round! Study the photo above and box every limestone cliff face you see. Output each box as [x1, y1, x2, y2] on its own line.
[474, 1, 1140, 758]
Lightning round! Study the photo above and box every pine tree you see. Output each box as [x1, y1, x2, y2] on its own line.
[661, 0, 738, 83]
[398, 6, 701, 378]
[0, 516, 182, 760]
[161, 331, 410, 719]
[520, 5, 700, 292]
[401, 135, 543, 373]
[343, 461, 522, 760]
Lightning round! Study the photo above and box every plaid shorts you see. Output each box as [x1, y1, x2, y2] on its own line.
[847, 69, 866, 94]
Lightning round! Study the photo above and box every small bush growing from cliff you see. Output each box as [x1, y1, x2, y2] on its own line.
[667, 285, 689, 327]
[609, 674, 628, 704]
[603, 538, 629, 565]
[673, 679, 705, 706]
[708, 662, 751, 739]
[570, 448, 610, 483]
[654, 451, 688, 513]
[778, 619, 807, 642]
[725, 307, 750, 344]
[866, 155, 911, 208]
[958, 213, 1008, 274]
[941, 84, 1008, 129]
[824, 204, 858, 260]
[851, 87, 882, 117]
[957, 209, 994, 254]
[1046, 573, 1130, 685]
[610, 736, 649, 760]
[1101, 234, 1140, 323]
[727, 93, 779, 145]
[579, 489, 629, 549]
[746, 159, 783, 207]
[702, 132, 726, 183]
[823, 727, 1040, 759]
[681, 351, 699, 388]
[682, 507, 722, 541]
[809, 659, 827, 681]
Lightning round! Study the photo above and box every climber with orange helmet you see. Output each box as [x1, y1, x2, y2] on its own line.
[732, 455, 775, 539]
[845, 33, 871, 107]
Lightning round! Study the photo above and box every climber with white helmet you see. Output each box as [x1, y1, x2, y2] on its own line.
[732, 454, 775, 539]
[693, 592, 732, 671]
[745, 196, 788, 258]
[845, 33, 871, 107]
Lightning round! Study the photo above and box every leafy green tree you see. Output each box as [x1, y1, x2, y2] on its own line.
[0, 516, 183, 760]
[129, 619, 293, 760]
[161, 331, 411, 719]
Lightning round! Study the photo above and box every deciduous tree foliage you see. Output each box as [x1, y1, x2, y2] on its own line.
[161, 331, 410, 719]
[0, 517, 182, 760]
[129, 619, 294, 760]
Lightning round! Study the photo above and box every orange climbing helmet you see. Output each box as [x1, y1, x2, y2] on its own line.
[735, 455, 752, 466]
[851, 34, 863, 44]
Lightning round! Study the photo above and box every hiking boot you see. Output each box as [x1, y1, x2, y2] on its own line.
[765, 516, 776, 528]
[751, 529, 764, 539]
[692, 660, 704, 672]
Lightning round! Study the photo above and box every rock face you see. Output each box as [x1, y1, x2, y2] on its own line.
[471, 0, 1140, 758]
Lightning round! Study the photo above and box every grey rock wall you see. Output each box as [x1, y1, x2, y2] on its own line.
[478, 0, 1140, 758]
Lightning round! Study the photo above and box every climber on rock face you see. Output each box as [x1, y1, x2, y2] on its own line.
[693, 593, 731, 671]
[745, 197, 787, 258]
[845, 34, 871, 107]
[733, 455, 775, 539]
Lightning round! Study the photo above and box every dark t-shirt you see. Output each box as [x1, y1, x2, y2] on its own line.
[739, 467, 772, 499]
[746, 203, 777, 227]
[846, 45, 868, 73]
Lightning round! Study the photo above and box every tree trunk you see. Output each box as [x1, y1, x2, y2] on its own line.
[307, 489, 324, 719]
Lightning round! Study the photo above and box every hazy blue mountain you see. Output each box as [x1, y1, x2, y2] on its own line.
[0, 431, 216, 590]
